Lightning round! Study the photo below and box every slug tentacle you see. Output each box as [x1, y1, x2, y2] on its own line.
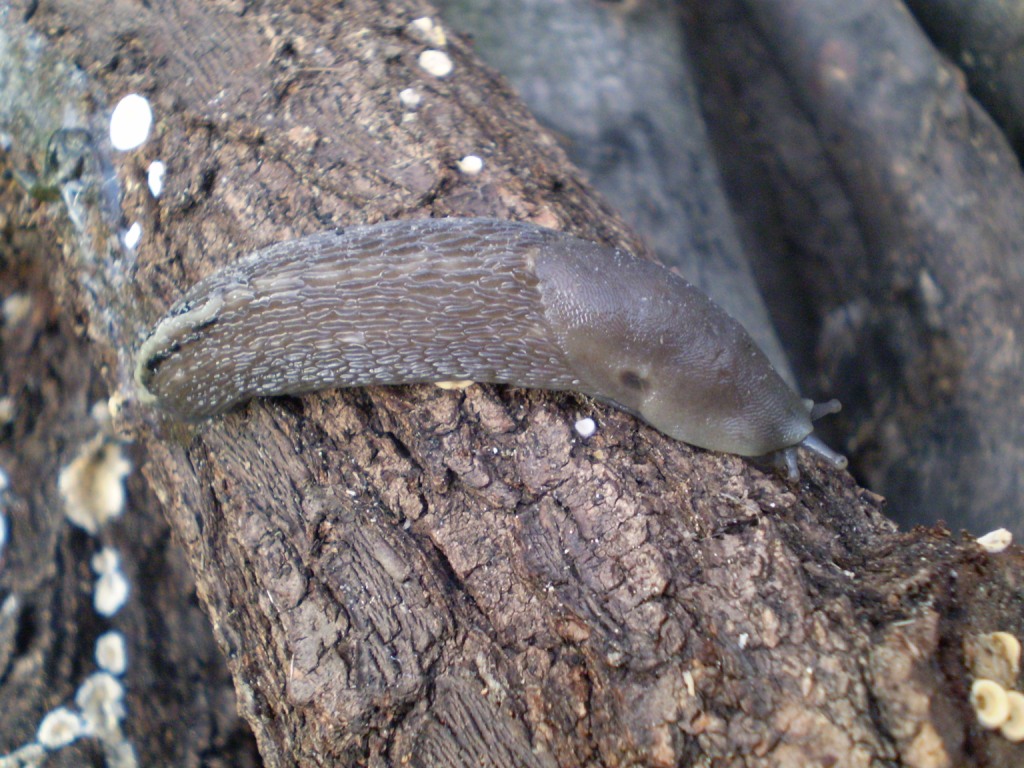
[808, 398, 842, 421]
[136, 217, 846, 477]
[799, 434, 849, 470]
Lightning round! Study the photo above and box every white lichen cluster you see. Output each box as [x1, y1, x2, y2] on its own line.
[92, 548, 130, 617]
[58, 403, 131, 534]
[0, 401, 138, 767]
[966, 630, 1024, 742]
[408, 16, 447, 47]
[0, 632, 135, 767]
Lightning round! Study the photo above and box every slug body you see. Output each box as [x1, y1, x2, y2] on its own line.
[136, 218, 845, 473]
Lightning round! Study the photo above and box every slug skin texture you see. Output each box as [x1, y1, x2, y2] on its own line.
[137, 218, 845, 470]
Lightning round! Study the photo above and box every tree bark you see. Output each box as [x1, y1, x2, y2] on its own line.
[1, 1, 1023, 767]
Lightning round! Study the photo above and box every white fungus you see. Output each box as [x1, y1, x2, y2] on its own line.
[418, 49, 453, 78]
[105, 740, 139, 768]
[147, 161, 165, 198]
[977, 528, 1012, 554]
[409, 16, 447, 47]
[966, 630, 1024, 690]
[94, 568, 130, 617]
[970, 678, 1010, 729]
[399, 87, 422, 109]
[76, 672, 126, 737]
[456, 155, 483, 175]
[986, 632, 1022, 677]
[574, 417, 597, 438]
[0, 743, 45, 766]
[95, 631, 128, 675]
[59, 437, 131, 535]
[91, 547, 120, 576]
[122, 222, 142, 250]
[109, 94, 153, 151]
[36, 707, 84, 749]
[1001, 691, 1024, 742]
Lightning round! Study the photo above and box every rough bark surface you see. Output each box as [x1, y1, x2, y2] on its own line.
[0, 1, 1022, 768]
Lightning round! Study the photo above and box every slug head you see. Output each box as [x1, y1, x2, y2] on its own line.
[534, 238, 840, 463]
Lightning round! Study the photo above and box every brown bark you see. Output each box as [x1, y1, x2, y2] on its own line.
[1, 1, 1023, 767]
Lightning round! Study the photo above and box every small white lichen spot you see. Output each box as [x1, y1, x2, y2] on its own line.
[399, 87, 422, 109]
[977, 528, 1012, 554]
[59, 437, 132, 534]
[91, 547, 120, 576]
[147, 160, 166, 198]
[970, 678, 1010, 729]
[0, 465, 8, 491]
[95, 568, 130, 617]
[2, 293, 32, 326]
[574, 417, 597, 438]
[122, 222, 142, 250]
[109, 94, 153, 151]
[1000, 691, 1024, 742]
[409, 17, 447, 47]
[37, 707, 85, 749]
[418, 49, 453, 78]
[96, 631, 128, 675]
[457, 155, 484, 175]
[76, 672, 126, 737]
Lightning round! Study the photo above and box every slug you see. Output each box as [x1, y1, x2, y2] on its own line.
[135, 217, 846, 478]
